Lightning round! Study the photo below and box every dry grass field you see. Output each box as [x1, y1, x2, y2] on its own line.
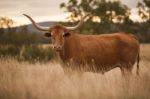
[0, 44, 150, 99]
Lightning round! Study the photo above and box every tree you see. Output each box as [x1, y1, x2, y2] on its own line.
[60, 0, 131, 34]
[60, 0, 129, 23]
[0, 17, 15, 33]
[137, 0, 150, 21]
[0, 17, 14, 28]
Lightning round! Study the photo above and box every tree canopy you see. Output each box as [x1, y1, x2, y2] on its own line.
[60, 0, 130, 23]
[137, 0, 150, 21]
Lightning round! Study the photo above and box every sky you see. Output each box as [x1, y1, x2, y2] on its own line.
[0, 0, 142, 26]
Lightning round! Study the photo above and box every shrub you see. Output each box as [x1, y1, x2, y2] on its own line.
[0, 45, 20, 57]
[20, 45, 54, 62]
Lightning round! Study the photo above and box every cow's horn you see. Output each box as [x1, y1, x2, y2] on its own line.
[23, 14, 49, 31]
[65, 14, 89, 31]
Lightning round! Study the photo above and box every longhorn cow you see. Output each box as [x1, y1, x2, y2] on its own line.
[23, 14, 140, 75]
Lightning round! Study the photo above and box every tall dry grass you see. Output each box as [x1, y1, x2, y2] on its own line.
[0, 44, 150, 99]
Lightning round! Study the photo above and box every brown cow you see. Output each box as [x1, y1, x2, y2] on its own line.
[23, 14, 140, 75]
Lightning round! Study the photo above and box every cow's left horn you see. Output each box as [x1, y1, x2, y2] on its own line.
[65, 14, 90, 31]
[23, 14, 49, 31]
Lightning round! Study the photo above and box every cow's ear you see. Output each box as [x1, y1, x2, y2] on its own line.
[63, 32, 71, 37]
[44, 32, 51, 37]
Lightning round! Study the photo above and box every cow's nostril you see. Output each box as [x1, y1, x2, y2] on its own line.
[53, 46, 56, 49]
[53, 45, 62, 51]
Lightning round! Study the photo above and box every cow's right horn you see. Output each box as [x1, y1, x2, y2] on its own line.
[23, 14, 49, 31]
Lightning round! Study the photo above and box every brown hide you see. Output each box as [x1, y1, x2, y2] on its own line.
[59, 33, 140, 73]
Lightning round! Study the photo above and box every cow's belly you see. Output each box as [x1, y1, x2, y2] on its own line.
[63, 55, 120, 73]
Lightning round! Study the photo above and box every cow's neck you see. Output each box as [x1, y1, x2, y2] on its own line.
[57, 38, 69, 62]
[58, 34, 77, 62]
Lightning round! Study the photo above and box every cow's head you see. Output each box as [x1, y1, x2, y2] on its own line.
[23, 14, 85, 51]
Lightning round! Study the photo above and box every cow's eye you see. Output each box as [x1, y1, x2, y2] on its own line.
[44, 32, 51, 37]
[63, 32, 71, 37]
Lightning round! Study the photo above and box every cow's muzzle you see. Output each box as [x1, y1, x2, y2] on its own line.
[53, 45, 62, 51]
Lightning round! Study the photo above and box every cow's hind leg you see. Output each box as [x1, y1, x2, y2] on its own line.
[120, 67, 132, 78]
[120, 63, 133, 77]
[120, 63, 134, 96]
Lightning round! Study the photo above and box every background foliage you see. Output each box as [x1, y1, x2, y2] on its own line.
[61, 0, 150, 42]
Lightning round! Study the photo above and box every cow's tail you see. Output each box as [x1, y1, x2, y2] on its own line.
[136, 51, 140, 76]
